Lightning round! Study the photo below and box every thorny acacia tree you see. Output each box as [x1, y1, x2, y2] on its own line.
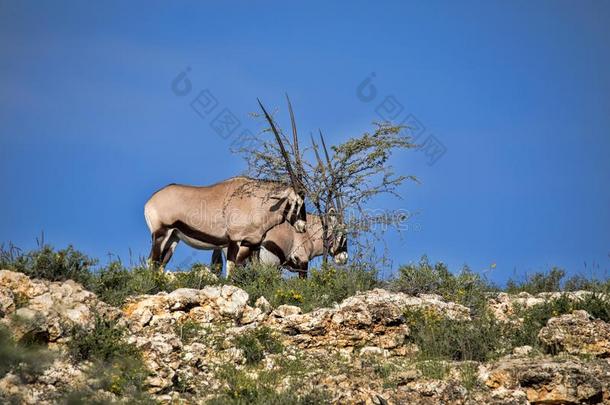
[236, 96, 418, 264]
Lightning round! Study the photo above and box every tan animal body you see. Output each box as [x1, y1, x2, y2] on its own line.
[212, 213, 347, 277]
[144, 176, 306, 275]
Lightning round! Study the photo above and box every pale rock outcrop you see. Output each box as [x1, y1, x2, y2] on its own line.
[2, 269, 610, 404]
[538, 310, 610, 357]
[265, 289, 469, 353]
[488, 290, 607, 322]
[484, 356, 604, 404]
[0, 270, 118, 345]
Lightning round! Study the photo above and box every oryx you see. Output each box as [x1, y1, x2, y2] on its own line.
[212, 211, 348, 277]
[144, 98, 306, 276]
[212, 131, 349, 277]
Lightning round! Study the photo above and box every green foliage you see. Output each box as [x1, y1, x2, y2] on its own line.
[67, 314, 151, 399]
[0, 243, 222, 307]
[68, 314, 140, 363]
[460, 362, 479, 391]
[208, 364, 330, 405]
[416, 360, 450, 380]
[506, 267, 566, 294]
[392, 256, 495, 312]
[89, 261, 221, 306]
[0, 324, 53, 379]
[230, 262, 379, 312]
[563, 274, 606, 292]
[0, 243, 96, 286]
[405, 308, 504, 362]
[234, 327, 283, 365]
[505, 268, 610, 294]
[509, 293, 610, 349]
[174, 319, 205, 344]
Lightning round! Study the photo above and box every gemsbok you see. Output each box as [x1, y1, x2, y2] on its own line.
[212, 132, 349, 277]
[144, 99, 307, 276]
[212, 211, 348, 277]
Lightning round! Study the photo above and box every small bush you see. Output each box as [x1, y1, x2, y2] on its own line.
[416, 360, 450, 380]
[0, 243, 96, 286]
[67, 314, 150, 399]
[68, 315, 140, 362]
[506, 267, 566, 294]
[174, 319, 204, 344]
[405, 308, 504, 362]
[509, 293, 610, 349]
[460, 362, 479, 391]
[234, 327, 283, 365]
[209, 364, 330, 405]
[392, 256, 495, 312]
[90, 260, 220, 307]
[0, 324, 53, 378]
[230, 262, 378, 313]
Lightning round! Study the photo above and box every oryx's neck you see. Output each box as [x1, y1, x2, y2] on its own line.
[306, 214, 326, 259]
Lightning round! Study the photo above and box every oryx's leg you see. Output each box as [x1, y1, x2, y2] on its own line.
[160, 230, 179, 268]
[148, 228, 170, 267]
[225, 242, 239, 279]
[211, 249, 224, 276]
[297, 262, 309, 279]
[236, 245, 252, 264]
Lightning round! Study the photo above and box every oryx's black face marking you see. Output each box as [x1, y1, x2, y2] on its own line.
[282, 194, 306, 229]
[336, 234, 347, 255]
[297, 199, 306, 223]
[328, 226, 348, 265]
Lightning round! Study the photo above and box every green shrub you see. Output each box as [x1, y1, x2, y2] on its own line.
[0, 324, 53, 378]
[416, 360, 450, 380]
[509, 293, 610, 349]
[460, 362, 479, 391]
[90, 260, 220, 307]
[234, 327, 283, 365]
[174, 319, 205, 344]
[230, 262, 378, 313]
[68, 315, 140, 362]
[209, 364, 330, 405]
[229, 263, 284, 304]
[0, 243, 96, 286]
[563, 274, 610, 293]
[67, 314, 150, 399]
[506, 267, 566, 294]
[172, 263, 221, 289]
[405, 308, 504, 362]
[392, 256, 495, 312]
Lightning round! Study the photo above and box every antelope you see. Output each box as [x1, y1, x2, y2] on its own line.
[212, 131, 349, 277]
[144, 99, 306, 276]
[212, 211, 348, 277]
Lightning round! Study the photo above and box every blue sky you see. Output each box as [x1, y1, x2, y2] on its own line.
[1, 1, 609, 283]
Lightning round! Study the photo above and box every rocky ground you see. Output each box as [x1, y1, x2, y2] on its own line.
[1, 269, 609, 404]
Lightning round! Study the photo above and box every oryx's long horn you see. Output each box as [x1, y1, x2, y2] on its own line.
[257, 98, 299, 192]
[319, 130, 343, 218]
[310, 133, 327, 180]
[285, 94, 304, 182]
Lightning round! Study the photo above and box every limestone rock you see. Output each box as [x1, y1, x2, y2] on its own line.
[538, 310, 610, 357]
[255, 296, 272, 314]
[0, 270, 117, 345]
[485, 356, 603, 404]
[264, 289, 467, 353]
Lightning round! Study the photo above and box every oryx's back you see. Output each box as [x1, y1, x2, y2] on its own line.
[144, 178, 244, 232]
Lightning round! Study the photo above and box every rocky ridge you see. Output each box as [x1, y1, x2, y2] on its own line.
[1, 269, 609, 404]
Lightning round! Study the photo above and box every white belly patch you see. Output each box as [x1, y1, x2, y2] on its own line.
[259, 247, 281, 266]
